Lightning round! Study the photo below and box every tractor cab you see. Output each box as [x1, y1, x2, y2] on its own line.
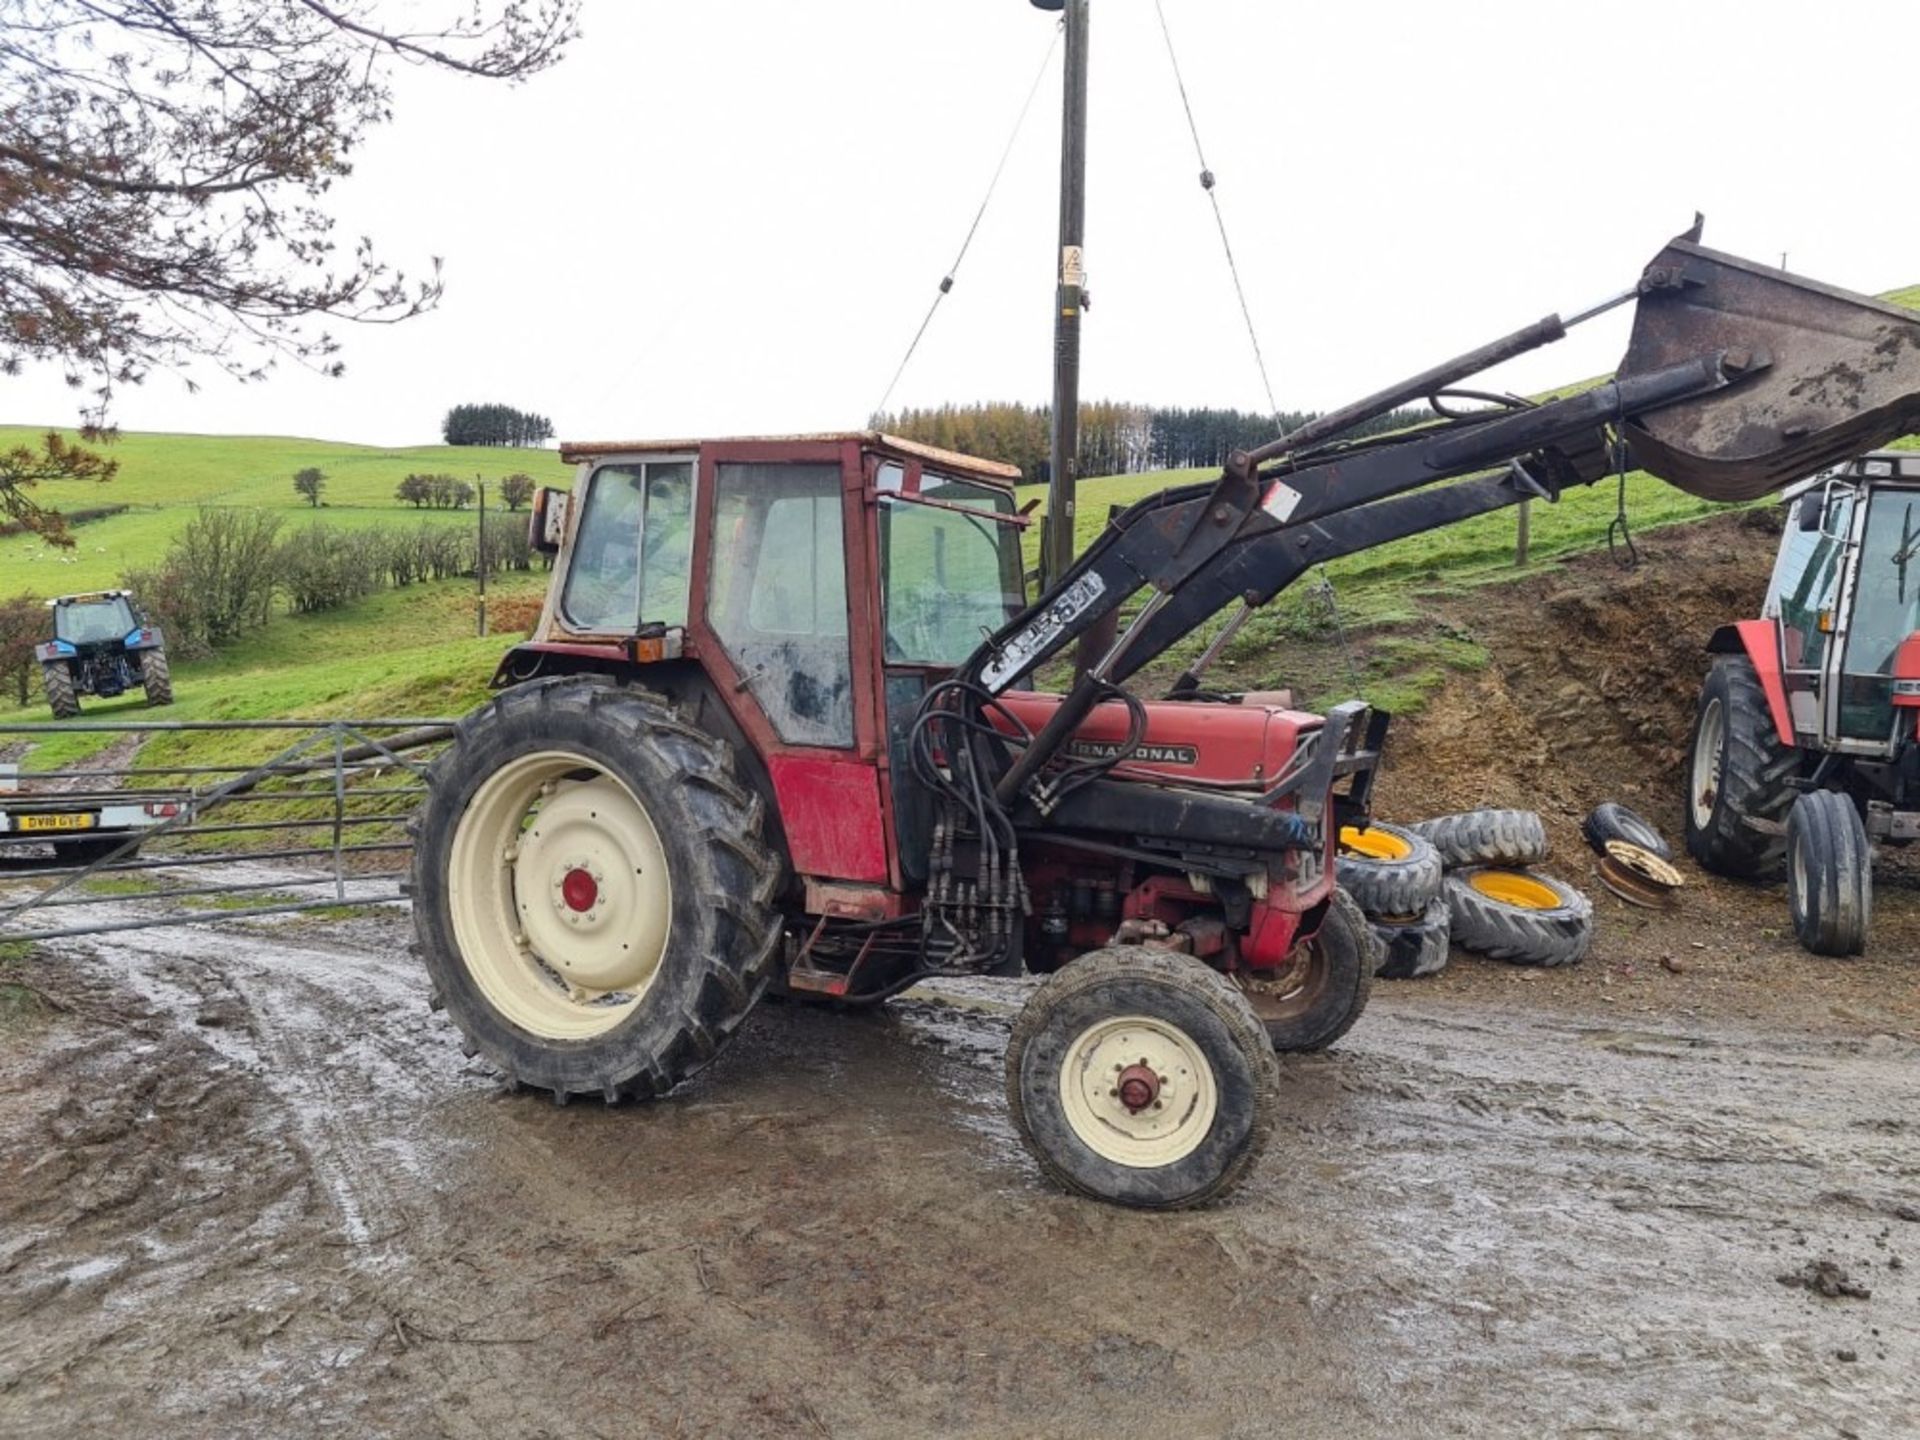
[1763, 450, 1920, 752]
[51, 591, 140, 649]
[499, 433, 1033, 891]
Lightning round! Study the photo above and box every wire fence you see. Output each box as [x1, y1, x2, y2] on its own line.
[0, 718, 455, 943]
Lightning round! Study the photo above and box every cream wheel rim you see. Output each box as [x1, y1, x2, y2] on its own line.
[447, 750, 672, 1039]
[1691, 696, 1725, 832]
[1057, 1014, 1218, 1168]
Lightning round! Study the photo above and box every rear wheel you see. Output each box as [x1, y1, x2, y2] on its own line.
[1786, 790, 1871, 956]
[1005, 947, 1279, 1209]
[1685, 655, 1796, 878]
[140, 647, 174, 706]
[411, 677, 783, 1102]
[1237, 887, 1376, 1052]
[42, 661, 79, 719]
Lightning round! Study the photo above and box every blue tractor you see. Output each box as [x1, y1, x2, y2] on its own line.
[36, 591, 173, 718]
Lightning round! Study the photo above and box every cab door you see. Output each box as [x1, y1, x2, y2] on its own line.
[690, 444, 892, 886]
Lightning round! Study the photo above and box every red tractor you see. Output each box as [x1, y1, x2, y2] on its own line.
[412, 231, 1920, 1207]
[1687, 449, 1920, 955]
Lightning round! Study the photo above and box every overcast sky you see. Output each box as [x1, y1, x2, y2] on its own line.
[7, 0, 1917, 449]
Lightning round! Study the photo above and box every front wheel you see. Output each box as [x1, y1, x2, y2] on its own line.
[1786, 790, 1871, 956]
[411, 677, 783, 1102]
[1237, 887, 1377, 1052]
[1006, 948, 1279, 1209]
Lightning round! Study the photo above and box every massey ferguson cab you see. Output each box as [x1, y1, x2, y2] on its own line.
[411, 230, 1920, 1207]
[1687, 450, 1920, 955]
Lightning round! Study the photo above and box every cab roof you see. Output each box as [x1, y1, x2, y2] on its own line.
[557, 430, 1022, 486]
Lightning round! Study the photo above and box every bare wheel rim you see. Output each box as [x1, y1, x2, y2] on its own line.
[1691, 696, 1726, 832]
[1057, 1013, 1218, 1168]
[1239, 935, 1331, 1025]
[446, 749, 672, 1040]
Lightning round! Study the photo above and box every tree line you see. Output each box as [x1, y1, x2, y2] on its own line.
[872, 400, 1434, 480]
[443, 403, 555, 448]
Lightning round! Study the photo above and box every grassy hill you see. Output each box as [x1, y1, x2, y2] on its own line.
[1, 427, 569, 593]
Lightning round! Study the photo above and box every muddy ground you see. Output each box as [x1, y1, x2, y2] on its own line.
[3, 513, 1918, 1438]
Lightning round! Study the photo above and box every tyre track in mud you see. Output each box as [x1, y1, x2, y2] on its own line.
[2, 895, 1918, 1437]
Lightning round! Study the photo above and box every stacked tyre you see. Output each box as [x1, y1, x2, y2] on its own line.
[1409, 809, 1594, 968]
[1334, 821, 1450, 979]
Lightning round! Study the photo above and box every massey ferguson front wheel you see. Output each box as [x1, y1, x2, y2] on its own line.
[411, 677, 783, 1102]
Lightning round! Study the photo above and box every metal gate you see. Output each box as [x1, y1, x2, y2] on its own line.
[0, 719, 455, 942]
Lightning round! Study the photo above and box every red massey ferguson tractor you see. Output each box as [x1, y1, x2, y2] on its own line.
[1686, 449, 1920, 956]
[411, 231, 1920, 1207]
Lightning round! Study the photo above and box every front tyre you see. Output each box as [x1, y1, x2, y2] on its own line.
[1006, 948, 1279, 1209]
[411, 677, 783, 1102]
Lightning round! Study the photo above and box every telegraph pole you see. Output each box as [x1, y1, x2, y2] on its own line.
[1037, 0, 1089, 588]
[476, 475, 488, 637]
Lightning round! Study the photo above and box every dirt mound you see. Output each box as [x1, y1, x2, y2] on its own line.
[1376, 510, 1781, 861]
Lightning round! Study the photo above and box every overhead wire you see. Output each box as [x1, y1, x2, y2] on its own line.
[869, 21, 1063, 423]
[1152, 0, 1279, 420]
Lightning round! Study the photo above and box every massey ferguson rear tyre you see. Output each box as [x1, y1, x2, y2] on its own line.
[1684, 655, 1796, 879]
[1006, 947, 1279, 1209]
[1335, 821, 1443, 919]
[411, 676, 783, 1103]
[140, 647, 174, 706]
[1445, 868, 1593, 967]
[42, 661, 79, 719]
[1786, 790, 1871, 957]
[1372, 897, 1451, 980]
[1239, 887, 1376, 1052]
[1409, 809, 1549, 869]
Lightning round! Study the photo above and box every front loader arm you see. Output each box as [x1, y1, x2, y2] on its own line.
[956, 231, 1920, 806]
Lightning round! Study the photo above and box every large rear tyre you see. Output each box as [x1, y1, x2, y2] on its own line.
[1237, 887, 1376, 1052]
[42, 661, 79, 719]
[411, 677, 783, 1102]
[140, 647, 174, 706]
[1685, 655, 1796, 879]
[1786, 790, 1871, 957]
[1005, 947, 1279, 1209]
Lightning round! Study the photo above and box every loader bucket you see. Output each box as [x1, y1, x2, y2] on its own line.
[1621, 238, 1920, 501]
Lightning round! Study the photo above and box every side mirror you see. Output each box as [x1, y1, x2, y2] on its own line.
[1797, 492, 1824, 533]
[529, 487, 570, 555]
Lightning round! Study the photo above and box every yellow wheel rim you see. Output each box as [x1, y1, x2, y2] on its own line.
[1338, 824, 1412, 862]
[1467, 870, 1562, 910]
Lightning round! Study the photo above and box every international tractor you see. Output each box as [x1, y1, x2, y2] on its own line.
[37, 590, 173, 718]
[1687, 449, 1920, 956]
[410, 229, 1920, 1207]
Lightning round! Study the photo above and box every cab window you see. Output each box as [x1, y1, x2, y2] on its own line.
[708, 462, 853, 747]
[881, 474, 1025, 666]
[561, 461, 693, 631]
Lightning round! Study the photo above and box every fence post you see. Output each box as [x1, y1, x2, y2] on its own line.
[477, 474, 488, 637]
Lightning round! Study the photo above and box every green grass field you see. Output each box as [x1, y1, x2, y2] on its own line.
[2, 427, 570, 593]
